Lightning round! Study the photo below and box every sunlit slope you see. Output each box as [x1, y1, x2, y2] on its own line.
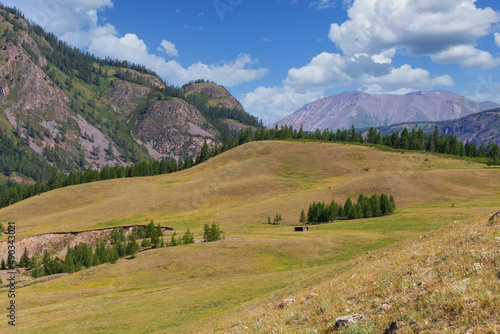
[2, 141, 500, 333]
[0, 141, 498, 238]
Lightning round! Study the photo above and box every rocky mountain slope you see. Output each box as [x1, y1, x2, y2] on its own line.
[372, 108, 500, 145]
[441, 108, 500, 145]
[274, 90, 498, 131]
[0, 6, 257, 183]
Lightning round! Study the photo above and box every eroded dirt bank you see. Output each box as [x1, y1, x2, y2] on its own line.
[0, 225, 173, 261]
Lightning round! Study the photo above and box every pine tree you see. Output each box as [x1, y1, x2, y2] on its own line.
[1, 258, 6, 270]
[170, 232, 178, 246]
[203, 223, 222, 242]
[126, 235, 140, 258]
[20, 248, 30, 268]
[182, 229, 195, 244]
[380, 193, 393, 215]
[42, 250, 53, 275]
[31, 260, 45, 278]
[343, 197, 353, 219]
[63, 251, 75, 273]
[299, 209, 306, 224]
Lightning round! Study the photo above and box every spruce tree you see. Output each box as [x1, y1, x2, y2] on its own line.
[42, 250, 53, 275]
[63, 252, 75, 273]
[369, 194, 382, 217]
[126, 235, 140, 258]
[20, 248, 30, 268]
[141, 238, 151, 248]
[31, 260, 45, 278]
[182, 229, 194, 244]
[170, 232, 178, 246]
[1, 258, 6, 270]
[343, 197, 353, 219]
[380, 193, 393, 215]
[299, 209, 306, 224]
[109, 248, 119, 264]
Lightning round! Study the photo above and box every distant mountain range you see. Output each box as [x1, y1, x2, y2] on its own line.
[274, 90, 498, 131]
[373, 108, 500, 145]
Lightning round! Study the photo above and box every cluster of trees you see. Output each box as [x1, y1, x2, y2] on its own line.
[300, 193, 395, 225]
[203, 223, 223, 242]
[0, 127, 54, 182]
[1, 222, 203, 278]
[115, 69, 157, 88]
[365, 126, 500, 163]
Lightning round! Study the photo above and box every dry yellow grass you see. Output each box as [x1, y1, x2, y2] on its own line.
[0, 141, 496, 238]
[206, 213, 500, 334]
[0, 141, 498, 333]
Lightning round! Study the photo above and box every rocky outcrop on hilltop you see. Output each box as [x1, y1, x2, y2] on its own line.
[184, 83, 244, 111]
[133, 98, 217, 159]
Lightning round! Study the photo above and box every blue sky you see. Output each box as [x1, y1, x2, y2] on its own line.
[4, 0, 500, 124]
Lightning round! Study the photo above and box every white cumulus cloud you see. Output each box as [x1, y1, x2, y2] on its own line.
[243, 86, 324, 125]
[329, 0, 500, 68]
[88, 34, 267, 87]
[243, 0, 497, 124]
[158, 40, 179, 58]
[495, 33, 500, 48]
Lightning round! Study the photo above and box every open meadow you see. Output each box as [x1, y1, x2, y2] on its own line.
[0, 141, 499, 333]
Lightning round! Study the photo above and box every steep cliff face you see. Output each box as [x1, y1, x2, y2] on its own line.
[133, 98, 217, 159]
[0, 6, 259, 183]
[0, 15, 127, 171]
[274, 90, 498, 131]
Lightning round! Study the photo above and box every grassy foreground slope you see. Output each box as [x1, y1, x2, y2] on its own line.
[0, 141, 499, 333]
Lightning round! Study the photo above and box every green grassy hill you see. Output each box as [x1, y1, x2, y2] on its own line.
[1, 141, 499, 333]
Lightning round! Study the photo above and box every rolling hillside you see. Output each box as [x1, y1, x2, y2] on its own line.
[0, 141, 499, 333]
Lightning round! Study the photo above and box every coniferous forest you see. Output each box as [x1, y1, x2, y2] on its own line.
[302, 193, 396, 225]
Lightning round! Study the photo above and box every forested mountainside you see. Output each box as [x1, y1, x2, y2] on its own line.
[274, 90, 498, 131]
[371, 108, 500, 145]
[0, 5, 260, 184]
